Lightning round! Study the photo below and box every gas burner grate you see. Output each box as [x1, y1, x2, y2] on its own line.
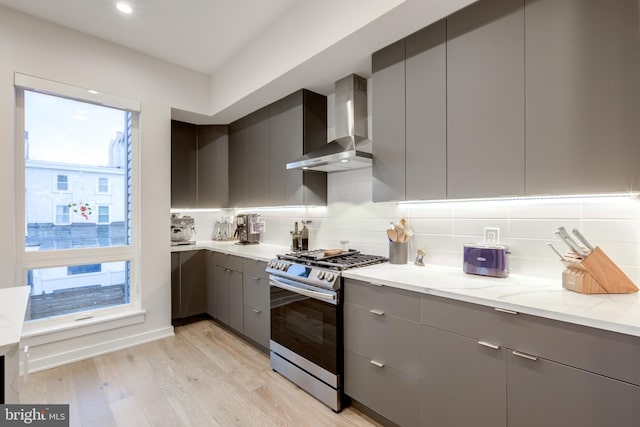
[278, 250, 387, 270]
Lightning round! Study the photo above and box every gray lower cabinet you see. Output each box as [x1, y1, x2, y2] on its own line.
[242, 258, 270, 349]
[171, 250, 206, 320]
[171, 121, 197, 208]
[524, 0, 640, 195]
[421, 325, 506, 427]
[344, 279, 421, 426]
[421, 293, 640, 427]
[446, 0, 525, 199]
[207, 252, 243, 332]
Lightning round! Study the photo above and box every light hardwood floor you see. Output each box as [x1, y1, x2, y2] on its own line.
[19, 320, 380, 427]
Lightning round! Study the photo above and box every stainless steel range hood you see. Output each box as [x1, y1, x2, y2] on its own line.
[287, 74, 371, 172]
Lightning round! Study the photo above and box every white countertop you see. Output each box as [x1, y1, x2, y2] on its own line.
[0, 286, 30, 354]
[343, 263, 640, 338]
[170, 240, 287, 262]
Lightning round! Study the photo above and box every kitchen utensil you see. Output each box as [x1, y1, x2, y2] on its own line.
[396, 227, 405, 243]
[572, 228, 595, 251]
[555, 227, 587, 257]
[546, 243, 566, 261]
[324, 249, 342, 256]
[387, 228, 397, 242]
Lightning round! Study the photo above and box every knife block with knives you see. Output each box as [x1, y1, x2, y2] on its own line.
[552, 227, 638, 294]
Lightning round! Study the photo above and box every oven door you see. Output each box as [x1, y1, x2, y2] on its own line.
[270, 275, 340, 375]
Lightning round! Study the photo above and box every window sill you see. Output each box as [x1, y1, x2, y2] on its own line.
[21, 309, 146, 347]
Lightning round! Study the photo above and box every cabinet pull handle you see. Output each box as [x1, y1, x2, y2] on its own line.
[253, 276, 261, 281]
[369, 360, 384, 368]
[512, 351, 538, 361]
[494, 307, 518, 315]
[369, 309, 385, 316]
[478, 341, 500, 350]
[369, 282, 383, 287]
[252, 308, 261, 314]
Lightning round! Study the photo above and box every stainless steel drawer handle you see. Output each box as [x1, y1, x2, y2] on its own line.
[369, 309, 385, 316]
[478, 341, 500, 350]
[494, 307, 518, 315]
[252, 308, 261, 314]
[369, 282, 384, 287]
[369, 360, 385, 368]
[512, 351, 538, 361]
[252, 276, 261, 281]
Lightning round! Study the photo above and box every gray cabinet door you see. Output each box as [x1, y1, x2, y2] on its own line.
[228, 270, 243, 333]
[197, 125, 228, 208]
[269, 90, 327, 207]
[170, 121, 197, 208]
[372, 39, 406, 202]
[525, 0, 640, 195]
[228, 118, 248, 207]
[212, 265, 230, 324]
[507, 351, 640, 427]
[421, 325, 506, 427]
[170, 252, 180, 320]
[446, 0, 525, 199]
[178, 251, 206, 317]
[405, 20, 447, 201]
[205, 252, 216, 317]
[245, 107, 270, 207]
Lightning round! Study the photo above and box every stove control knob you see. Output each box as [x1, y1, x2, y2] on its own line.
[325, 273, 334, 282]
[280, 263, 288, 271]
[317, 271, 325, 280]
[268, 261, 275, 268]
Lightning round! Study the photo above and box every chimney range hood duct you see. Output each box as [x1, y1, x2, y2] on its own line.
[286, 74, 371, 172]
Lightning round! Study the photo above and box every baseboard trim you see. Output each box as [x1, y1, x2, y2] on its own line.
[22, 326, 175, 374]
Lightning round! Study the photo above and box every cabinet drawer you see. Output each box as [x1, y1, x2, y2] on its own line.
[213, 252, 243, 272]
[345, 302, 421, 379]
[243, 273, 268, 309]
[242, 258, 267, 281]
[243, 304, 270, 349]
[421, 294, 640, 386]
[345, 349, 420, 427]
[344, 278, 420, 322]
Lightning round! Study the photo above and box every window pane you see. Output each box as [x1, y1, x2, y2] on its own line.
[26, 261, 130, 321]
[25, 90, 131, 251]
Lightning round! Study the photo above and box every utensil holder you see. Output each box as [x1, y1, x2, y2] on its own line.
[389, 242, 408, 264]
[560, 247, 638, 294]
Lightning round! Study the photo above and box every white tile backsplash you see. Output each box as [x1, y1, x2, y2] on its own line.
[176, 168, 640, 282]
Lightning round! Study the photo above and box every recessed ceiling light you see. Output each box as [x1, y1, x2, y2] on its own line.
[116, 2, 133, 14]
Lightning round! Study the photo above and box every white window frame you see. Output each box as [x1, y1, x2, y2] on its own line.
[97, 205, 110, 224]
[97, 177, 109, 194]
[15, 73, 142, 334]
[53, 204, 71, 225]
[56, 174, 69, 192]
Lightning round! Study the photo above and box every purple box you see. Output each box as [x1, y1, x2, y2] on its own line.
[463, 244, 510, 278]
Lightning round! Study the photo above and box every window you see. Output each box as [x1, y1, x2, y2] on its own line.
[57, 175, 68, 191]
[98, 206, 110, 223]
[55, 205, 70, 224]
[98, 177, 108, 193]
[15, 73, 140, 325]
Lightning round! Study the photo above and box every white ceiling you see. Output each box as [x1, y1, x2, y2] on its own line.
[0, 0, 300, 74]
[0, 0, 478, 123]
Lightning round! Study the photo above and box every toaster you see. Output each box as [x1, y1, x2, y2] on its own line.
[463, 244, 510, 278]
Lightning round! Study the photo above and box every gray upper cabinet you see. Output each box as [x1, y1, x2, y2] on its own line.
[171, 120, 228, 209]
[171, 120, 197, 208]
[446, 0, 525, 199]
[197, 126, 228, 207]
[229, 107, 269, 207]
[372, 39, 406, 202]
[405, 20, 447, 201]
[524, 0, 640, 195]
[269, 90, 327, 206]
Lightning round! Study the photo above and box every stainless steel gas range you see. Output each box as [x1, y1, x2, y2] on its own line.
[267, 249, 386, 412]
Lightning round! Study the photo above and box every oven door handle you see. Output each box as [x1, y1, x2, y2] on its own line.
[269, 277, 337, 304]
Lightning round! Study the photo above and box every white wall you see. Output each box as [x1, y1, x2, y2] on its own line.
[0, 6, 210, 370]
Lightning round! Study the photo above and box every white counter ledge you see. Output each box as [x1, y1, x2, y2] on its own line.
[343, 263, 640, 338]
[170, 241, 288, 262]
[1, 286, 29, 404]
